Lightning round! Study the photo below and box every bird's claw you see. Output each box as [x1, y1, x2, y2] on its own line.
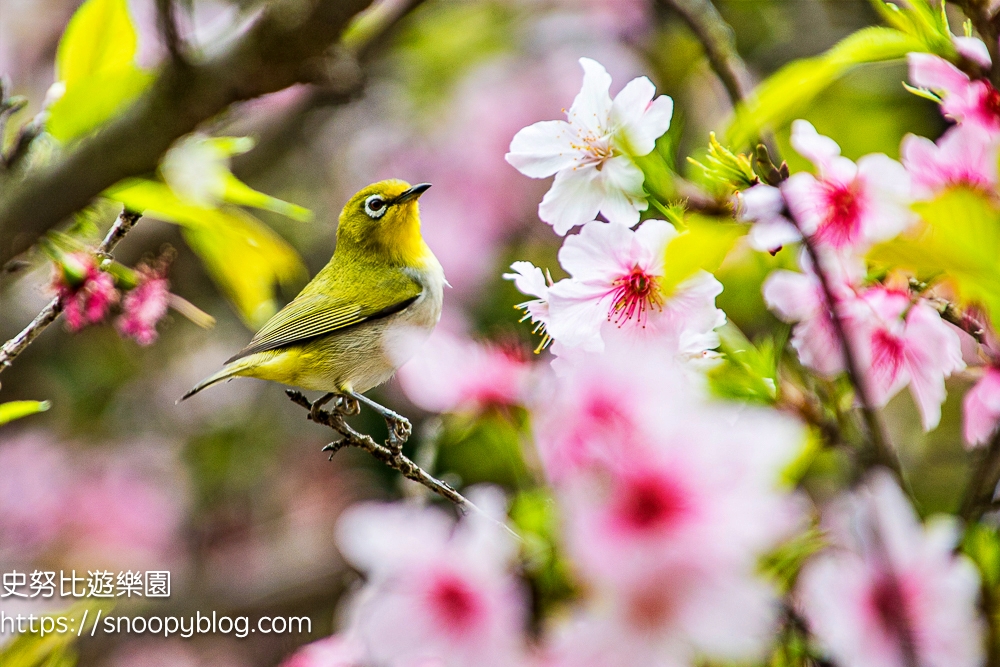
[385, 416, 411, 454]
[322, 440, 347, 460]
[340, 396, 361, 416]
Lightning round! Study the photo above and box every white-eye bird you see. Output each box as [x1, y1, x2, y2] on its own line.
[181, 180, 445, 416]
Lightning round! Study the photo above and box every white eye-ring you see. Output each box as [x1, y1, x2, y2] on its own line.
[364, 194, 388, 219]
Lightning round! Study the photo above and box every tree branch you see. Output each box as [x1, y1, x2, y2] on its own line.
[657, 0, 753, 106]
[0, 210, 141, 377]
[960, 427, 1000, 522]
[0, 0, 385, 266]
[286, 390, 521, 539]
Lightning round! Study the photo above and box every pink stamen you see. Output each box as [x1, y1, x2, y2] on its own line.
[608, 267, 663, 327]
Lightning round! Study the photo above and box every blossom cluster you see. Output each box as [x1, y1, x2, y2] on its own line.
[282, 53, 994, 667]
[50, 250, 176, 346]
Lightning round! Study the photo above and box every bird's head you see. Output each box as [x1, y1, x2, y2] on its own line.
[337, 180, 432, 266]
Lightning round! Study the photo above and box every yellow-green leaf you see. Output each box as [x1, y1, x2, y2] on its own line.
[221, 174, 314, 222]
[55, 0, 137, 87]
[661, 218, 745, 298]
[47, 66, 152, 143]
[0, 400, 51, 426]
[106, 179, 308, 327]
[725, 27, 925, 148]
[868, 188, 1000, 324]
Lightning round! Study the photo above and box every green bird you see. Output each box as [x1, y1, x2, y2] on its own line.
[181, 180, 444, 415]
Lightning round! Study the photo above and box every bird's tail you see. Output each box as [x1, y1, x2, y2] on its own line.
[178, 364, 245, 403]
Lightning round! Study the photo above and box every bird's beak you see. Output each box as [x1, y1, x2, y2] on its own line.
[393, 183, 432, 205]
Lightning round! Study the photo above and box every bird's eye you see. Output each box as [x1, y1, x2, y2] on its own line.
[364, 195, 387, 219]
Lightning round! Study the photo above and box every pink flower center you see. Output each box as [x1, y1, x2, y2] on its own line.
[612, 471, 690, 535]
[817, 181, 862, 246]
[983, 84, 1000, 121]
[608, 267, 663, 326]
[868, 573, 917, 657]
[426, 572, 483, 635]
[871, 328, 906, 385]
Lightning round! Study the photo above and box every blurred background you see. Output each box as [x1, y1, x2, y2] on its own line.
[0, 0, 964, 664]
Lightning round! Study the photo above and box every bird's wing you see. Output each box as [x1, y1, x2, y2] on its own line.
[225, 277, 422, 363]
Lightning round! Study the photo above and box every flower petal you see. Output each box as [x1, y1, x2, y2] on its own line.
[790, 120, 842, 174]
[568, 58, 613, 138]
[539, 166, 605, 235]
[505, 120, 580, 178]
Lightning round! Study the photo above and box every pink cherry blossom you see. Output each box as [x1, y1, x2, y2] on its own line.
[954, 36, 993, 70]
[737, 183, 801, 254]
[546, 399, 805, 666]
[335, 490, 526, 667]
[52, 252, 118, 331]
[798, 471, 985, 667]
[782, 120, 913, 250]
[901, 124, 1000, 199]
[117, 267, 171, 345]
[504, 261, 551, 348]
[854, 287, 965, 431]
[397, 328, 532, 414]
[762, 251, 865, 377]
[909, 53, 1000, 132]
[545, 219, 724, 354]
[506, 58, 673, 234]
[964, 367, 1000, 447]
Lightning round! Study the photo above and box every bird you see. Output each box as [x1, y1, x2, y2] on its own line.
[180, 179, 444, 423]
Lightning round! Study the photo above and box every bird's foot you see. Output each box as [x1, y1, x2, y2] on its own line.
[310, 392, 337, 423]
[348, 391, 412, 455]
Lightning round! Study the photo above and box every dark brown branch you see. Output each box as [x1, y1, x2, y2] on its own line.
[286, 390, 520, 538]
[0, 0, 383, 266]
[0, 210, 141, 376]
[657, 0, 753, 106]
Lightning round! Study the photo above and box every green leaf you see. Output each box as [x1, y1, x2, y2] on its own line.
[106, 179, 308, 327]
[725, 27, 925, 148]
[47, 67, 152, 143]
[707, 322, 779, 405]
[221, 174, 314, 222]
[47, 0, 150, 143]
[868, 188, 1000, 325]
[55, 0, 137, 87]
[660, 217, 745, 298]
[0, 600, 110, 667]
[963, 523, 1000, 590]
[0, 400, 51, 426]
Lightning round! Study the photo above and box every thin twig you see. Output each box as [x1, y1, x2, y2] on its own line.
[0, 210, 141, 377]
[286, 390, 521, 540]
[658, 0, 752, 106]
[799, 234, 901, 479]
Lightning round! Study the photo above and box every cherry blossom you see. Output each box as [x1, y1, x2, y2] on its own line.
[397, 328, 532, 414]
[964, 367, 1000, 447]
[782, 120, 913, 250]
[908, 53, 1000, 133]
[854, 287, 965, 431]
[504, 260, 551, 347]
[901, 124, 1000, 199]
[954, 36, 992, 70]
[52, 252, 119, 331]
[737, 183, 801, 254]
[761, 251, 865, 377]
[505, 58, 674, 234]
[545, 219, 724, 354]
[798, 472, 984, 667]
[545, 398, 805, 666]
[335, 490, 526, 667]
[117, 266, 171, 346]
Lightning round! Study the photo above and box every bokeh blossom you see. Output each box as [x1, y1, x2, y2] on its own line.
[334, 490, 527, 667]
[506, 58, 673, 234]
[52, 252, 118, 331]
[798, 472, 984, 667]
[738, 183, 801, 254]
[909, 53, 1000, 133]
[964, 366, 1000, 447]
[901, 124, 1000, 198]
[117, 265, 171, 345]
[782, 120, 913, 251]
[397, 328, 532, 414]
